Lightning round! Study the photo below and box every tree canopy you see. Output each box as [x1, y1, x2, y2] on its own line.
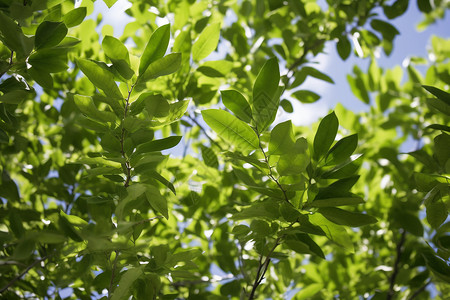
[0, 0, 449, 299]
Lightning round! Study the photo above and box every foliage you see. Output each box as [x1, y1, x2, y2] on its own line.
[0, 0, 449, 299]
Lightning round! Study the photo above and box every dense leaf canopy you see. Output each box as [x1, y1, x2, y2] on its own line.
[0, 0, 449, 299]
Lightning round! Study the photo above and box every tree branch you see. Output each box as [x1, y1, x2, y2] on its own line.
[120, 84, 135, 187]
[407, 279, 431, 300]
[0, 255, 48, 294]
[248, 238, 281, 300]
[108, 250, 120, 299]
[387, 230, 407, 300]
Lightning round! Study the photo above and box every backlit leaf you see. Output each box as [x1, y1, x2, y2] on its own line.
[202, 109, 259, 152]
[192, 22, 221, 61]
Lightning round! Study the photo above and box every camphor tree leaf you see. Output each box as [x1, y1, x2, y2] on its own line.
[138, 53, 182, 83]
[309, 213, 354, 252]
[313, 111, 338, 160]
[0, 11, 32, 56]
[111, 266, 144, 300]
[325, 134, 358, 166]
[63, 7, 87, 28]
[35, 21, 68, 49]
[102, 35, 134, 80]
[73, 95, 117, 123]
[292, 90, 320, 103]
[337, 35, 351, 60]
[202, 109, 259, 152]
[139, 24, 170, 75]
[294, 283, 324, 300]
[252, 57, 280, 132]
[28, 48, 69, 73]
[221, 90, 252, 123]
[77, 59, 123, 99]
[192, 22, 221, 61]
[318, 207, 377, 227]
[145, 184, 168, 219]
[268, 120, 295, 155]
[423, 85, 450, 105]
[134, 136, 182, 155]
[426, 199, 447, 229]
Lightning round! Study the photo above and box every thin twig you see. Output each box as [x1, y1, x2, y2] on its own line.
[407, 279, 431, 300]
[120, 84, 135, 187]
[0, 256, 48, 294]
[248, 238, 281, 300]
[256, 133, 290, 203]
[387, 230, 407, 300]
[108, 250, 120, 299]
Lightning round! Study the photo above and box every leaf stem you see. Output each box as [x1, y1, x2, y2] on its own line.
[120, 84, 135, 187]
[0, 255, 48, 294]
[407, 279, 431, 300]
[108, 250, 120, 299]
[248, 238, 281, 300]
[257, 139, 290, 203]
[387, 229, 406, 300]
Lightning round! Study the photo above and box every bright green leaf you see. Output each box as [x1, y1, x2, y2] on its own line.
[192, 22, 221, 61]
[202, 109, 259, 152]
[77, 59, 123, 99]
[221, 90, 252, 123]
[35, 21, 67, 49]
[313, 111, 338, 160]
[139, 24, 170, 75]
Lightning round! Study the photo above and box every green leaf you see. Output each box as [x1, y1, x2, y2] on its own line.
[73, 95, 117, 123]
[63, 7, 87, 27]
[145, 185, 168, 219]
[310, 197, 364, 208]
[294, 283, 324, 300]
[192, 22, 221, 61]
[28, 48, 69, 73]
[292, 90, 320, 103]
[138, 53, 182, 83]
[325, 134, 358, 165]
[139, 24, 170, 75]
[313, 111, 338, 160]
[221, 90, 252, 123]
[33, 231, 66, 244]
[0, 11, 32, 56]
[370, 19, 399, 41]
[232, 200, 280, 221]
[383, 0, 409, 19]
[422, 252, 450, 283]
[280, 99, 293, 113]
[115, 184, 147, 220]
[202, 109, 259, 152]
[104, 0, 118, 8]
[144, 94, 170, 118]
[268, 120, 295, 155]
[347, 74, 370, 104]
[111, 267, 144, 300]
[337, 35, 351, 60]
[77, 59, 123, 99]
[426, 199, 447, 229]
[0, 90, 31, 104]
[309, 213, 354, 252]
[252, 57, 280, 131]
[102, 35, 134, 80]
[200, 145, 219, 169]
[277, 138, 309, 176]
[318, 207, 377, 227]
[35, 21, 67, 49]
[135, 136, 182, 155]
[423, 85, 450, 106]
